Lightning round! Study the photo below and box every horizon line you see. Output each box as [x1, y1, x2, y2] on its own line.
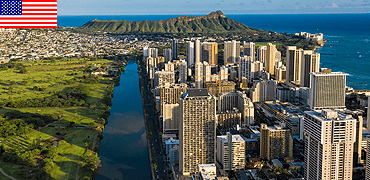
[57, 12, 370, 16]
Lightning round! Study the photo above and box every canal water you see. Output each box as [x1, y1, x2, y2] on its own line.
[95, 61, 151, 180]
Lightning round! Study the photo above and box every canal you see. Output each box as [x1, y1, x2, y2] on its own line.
[96, 61, 151, 180]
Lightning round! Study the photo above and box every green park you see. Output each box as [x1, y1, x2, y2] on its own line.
[0, 58, 122, 180]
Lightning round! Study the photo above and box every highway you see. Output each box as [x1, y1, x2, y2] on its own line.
[139, 60, 171, 180]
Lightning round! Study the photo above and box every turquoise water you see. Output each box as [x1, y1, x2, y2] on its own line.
[95, 61, 151, 180]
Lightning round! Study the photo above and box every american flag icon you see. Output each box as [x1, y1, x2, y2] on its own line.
[0, 0, 57, 28]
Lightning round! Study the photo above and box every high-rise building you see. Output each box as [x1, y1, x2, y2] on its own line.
[266, 43, 276, 75]
[203, 61, 212, 83]
[250, 61, 264, 83]
[165, 61, 175, 72]
[308, 70, 347, 110]
[146, 57, 165, 72]
[260, 123, 293, 160]
[180, 89, 216, 175]
[239, 57, 263, 84]
[304, 109, 356, 180]
[250, 79, 277, 102]
[201, 42, 218, 65]
[275, 65, 286, 83]
[257, 46, 267, 63]
[368, 96, 370, 129]
[217, 91, 254, 126]
[224, 40, 240, 65]
[186, 41, 194, 66]
[172, 39, 178, 60]
[195, 39, 201, 62]
[286, 46, 303, 85]
[366, 140, 370, 179]
[159, 83, 188, 115]
[163, 104, 181, 133]
[160, 84, 187, 133]
[154, 70, 175, 87]
[275, 50, 281, 62]
[195, 61, 204, 89]
[217, 133, 246, 171]
[243, 42, 255, 61]
[147, 48, 158, 58]
[220, 66, 228, 81]
[300, 50, 320, 87]
[239, 56, 253, 83]
[163, 48, 172, 62]
[179, 60, 187, 83]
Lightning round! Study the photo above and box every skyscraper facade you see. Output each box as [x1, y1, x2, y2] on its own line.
[163, 48, 172, 62]
[266, 43, 276, 75]
[224, 40, 240, 65]
[172, 39, 178, 60]
[300, 50, 320, 87]
[309, 71, 347, 110]
[186, 41, 194, 66]
[194, 39, 201, 62]
[179, 60, 187, 83]
[366, 140, 370, 179]
[260, 124, 293, 160]
[286, 46, 303, 85]
[304, 109, 356, 180]
[257, 46, 267, 63]
[201, 42, 218, 65]
[217, 133, 246, 171]
[203, 61, 212, 83]
[243, 42, 255, 61]
[195, 61, 204, 89]
[179, 89, 216, 175]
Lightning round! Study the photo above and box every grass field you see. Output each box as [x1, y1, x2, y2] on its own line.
[0, 58, 116, 179]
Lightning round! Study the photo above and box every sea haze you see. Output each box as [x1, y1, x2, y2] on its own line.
[58, 14, 370, 90]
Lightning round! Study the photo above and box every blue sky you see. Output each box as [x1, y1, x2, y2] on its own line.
[58, 0, 370, 15]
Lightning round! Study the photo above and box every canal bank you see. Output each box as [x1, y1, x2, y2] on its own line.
[95, 61, 151, 180]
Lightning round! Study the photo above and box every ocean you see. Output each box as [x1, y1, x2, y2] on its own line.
[58, 14, 370, 90]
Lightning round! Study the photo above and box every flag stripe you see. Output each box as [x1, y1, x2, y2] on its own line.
[0, 17, 57, 20]
[22, 2, 57, 4]
[0, 22, 56, 24]
[23, 9, 56, 11]
[22, 7, 57, 9]
[22, 4, 57, 7]
[22, 0, 57, 2]
[22, 11, 57, 13]
[0, 26, 58, 27]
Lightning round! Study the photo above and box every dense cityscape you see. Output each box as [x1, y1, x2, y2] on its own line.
[142, 33, 370, 180]
[0, 15, 368, 180]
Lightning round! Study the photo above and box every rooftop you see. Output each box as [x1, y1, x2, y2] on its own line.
[217, 134, 245, 143]
[305, 109, 356, 122]
[198, 164, 217, 180]
[187, 89, 209, 97]
[310, 71, 348, 76]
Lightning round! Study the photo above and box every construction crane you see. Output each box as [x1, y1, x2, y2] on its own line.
[194, 73, 230, 93]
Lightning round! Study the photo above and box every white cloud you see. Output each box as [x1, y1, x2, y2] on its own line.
[326, 2, 339, 8]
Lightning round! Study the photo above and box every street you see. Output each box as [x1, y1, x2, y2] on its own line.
[139, 60, 171, 180]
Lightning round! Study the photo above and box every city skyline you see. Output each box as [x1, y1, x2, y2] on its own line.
[59, 0, 370, 15]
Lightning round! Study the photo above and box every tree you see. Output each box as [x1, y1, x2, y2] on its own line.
[20, 68, 27, 74]
[82, 154, 101, 172]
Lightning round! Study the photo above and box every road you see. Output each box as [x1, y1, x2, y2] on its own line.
[139, 60, 170, 180]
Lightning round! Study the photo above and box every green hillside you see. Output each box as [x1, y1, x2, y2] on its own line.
[75, 10, 265, 34]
